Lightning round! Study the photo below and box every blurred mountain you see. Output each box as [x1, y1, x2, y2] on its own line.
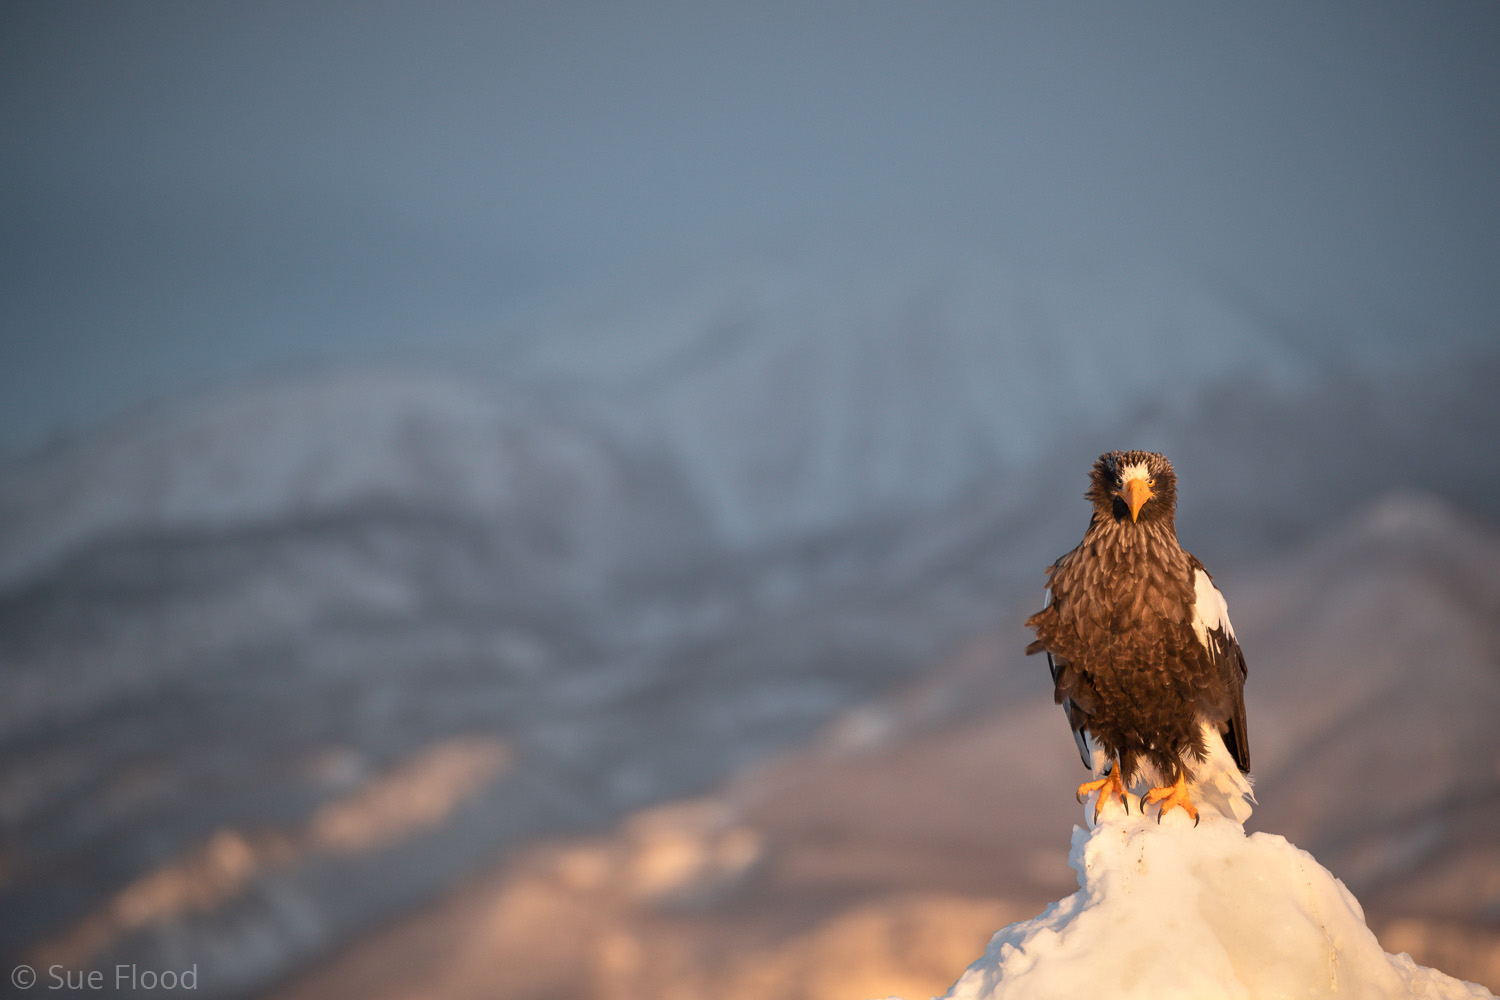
[262, 495, 1500, 1000]
[9, 260, 1495, 583]
[1, 262, 1496, 996]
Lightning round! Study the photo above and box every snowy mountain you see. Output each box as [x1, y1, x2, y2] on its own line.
[517, 262, 1321, 546]
[7, 260, 1490, 584]
[249, 494, 1500, 1000]
[2, 262, 1496, 997]
[0, 365, 711, 592]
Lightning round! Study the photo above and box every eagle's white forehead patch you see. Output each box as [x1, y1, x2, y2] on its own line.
[1119, 461, 1152, 483]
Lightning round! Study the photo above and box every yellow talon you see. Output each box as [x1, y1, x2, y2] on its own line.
[1077, 767, 1129, 823]
[1144, 771, 1200, 826]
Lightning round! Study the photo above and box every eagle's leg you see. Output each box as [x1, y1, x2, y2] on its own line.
[1076, 764, 1129, 822]
[1144, 770, 1200, 826]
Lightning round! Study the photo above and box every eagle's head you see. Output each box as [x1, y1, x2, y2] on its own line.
[1087, 450, 1178, 526]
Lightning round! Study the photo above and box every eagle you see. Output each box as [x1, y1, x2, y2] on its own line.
[1025, 450, 1250, 825]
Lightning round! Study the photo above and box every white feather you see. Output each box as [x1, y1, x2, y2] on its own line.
[1191, 567, 1235, 651]
[1190, 721, 1255, 823]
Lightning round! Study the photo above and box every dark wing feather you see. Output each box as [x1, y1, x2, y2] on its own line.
[1223, 637, 1250, 772]
[1025, 552, 1109, 772]
[1187, 556, 1251, 773]
[1030, 555, 1099, 771]
[1045, 650, 1092, 768]
[1027, 581, 1096, 770]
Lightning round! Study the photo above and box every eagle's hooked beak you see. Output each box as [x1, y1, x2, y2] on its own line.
[1122, 477, 1153, 522]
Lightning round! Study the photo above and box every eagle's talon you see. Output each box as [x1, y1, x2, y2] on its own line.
[1076, 766, 1129, 823]
[1143, 771, 1200, 825]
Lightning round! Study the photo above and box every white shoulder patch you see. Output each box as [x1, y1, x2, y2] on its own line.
[1191, 568, 1235, 652]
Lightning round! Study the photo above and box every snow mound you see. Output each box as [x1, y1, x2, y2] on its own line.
[935, 812, 1494, 1000]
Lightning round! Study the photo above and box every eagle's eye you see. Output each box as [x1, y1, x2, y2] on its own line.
[1147, 477, 1156, 487]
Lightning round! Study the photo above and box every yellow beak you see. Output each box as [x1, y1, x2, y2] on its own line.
[1123, 477, 1153, 522]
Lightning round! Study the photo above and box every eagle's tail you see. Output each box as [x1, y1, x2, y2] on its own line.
[1189, 723, 1256, 824]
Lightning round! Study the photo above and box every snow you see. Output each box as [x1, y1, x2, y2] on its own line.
[928, 810, 1494, 1000]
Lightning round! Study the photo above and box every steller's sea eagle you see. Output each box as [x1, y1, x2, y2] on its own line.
[1025, 450, 1250, 824]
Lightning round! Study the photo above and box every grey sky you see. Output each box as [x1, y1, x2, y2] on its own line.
[3, 2, 1498, 456]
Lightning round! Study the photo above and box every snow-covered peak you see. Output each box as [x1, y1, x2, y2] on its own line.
[2, 258, 1482, 591]
[524, 259, 1321, 546]
[933, 814, 1493, 1000]
[0, 261, 1322, 585]
[0, 364, 706, 588]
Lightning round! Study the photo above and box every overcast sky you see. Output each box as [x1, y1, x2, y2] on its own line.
[3, 2, 1498, 456]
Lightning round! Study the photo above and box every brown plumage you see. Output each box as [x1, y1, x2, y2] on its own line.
[1025, 450, 1249, 822]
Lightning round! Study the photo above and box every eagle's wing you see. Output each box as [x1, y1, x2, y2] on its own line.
[1027, 572, 1097, 770]
[1188, 557, 1250, 773]
[1044, 650, 1093, 769]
